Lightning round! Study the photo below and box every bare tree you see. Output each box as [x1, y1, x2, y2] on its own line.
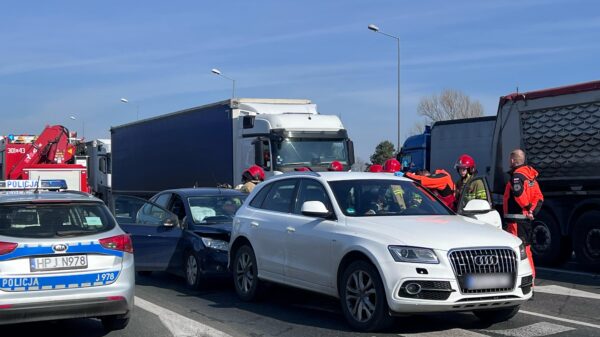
[417, 89, 484, 124]
[408, 120, 426, 137]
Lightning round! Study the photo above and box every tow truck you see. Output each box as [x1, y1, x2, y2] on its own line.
[0, 125, 88, 192]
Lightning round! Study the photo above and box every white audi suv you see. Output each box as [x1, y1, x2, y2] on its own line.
[229, 172, 533, 331]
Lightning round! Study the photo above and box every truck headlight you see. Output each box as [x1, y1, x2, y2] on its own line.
[388, 246, 439, 264]
[201, 237, 229, 252]
[519, 244, 527, 260]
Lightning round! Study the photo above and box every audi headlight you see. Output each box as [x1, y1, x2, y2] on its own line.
[201, 237, 229, 252]
[388, 246, 439, 264]
[519, 244, 527, 260]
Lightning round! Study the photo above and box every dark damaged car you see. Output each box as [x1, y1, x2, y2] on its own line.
[112, 188, 245, 288]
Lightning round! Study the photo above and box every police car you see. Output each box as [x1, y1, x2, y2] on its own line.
[0, 180, 134, 330]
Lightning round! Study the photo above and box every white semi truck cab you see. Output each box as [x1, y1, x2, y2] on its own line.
[232, 99, 354, 181]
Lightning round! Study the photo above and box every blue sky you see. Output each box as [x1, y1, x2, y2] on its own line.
[1, 0, 598, 162]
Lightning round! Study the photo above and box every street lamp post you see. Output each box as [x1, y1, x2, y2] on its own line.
[120, 98, 140, 120]
[211, 68, 236, 99]
[368, 24, 401, 152]
[69, 115, 85, 139]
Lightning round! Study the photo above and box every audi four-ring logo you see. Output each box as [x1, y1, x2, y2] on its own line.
[473, 255, 498, 266]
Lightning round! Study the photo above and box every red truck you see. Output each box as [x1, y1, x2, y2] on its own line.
[0, 125, 88, 192]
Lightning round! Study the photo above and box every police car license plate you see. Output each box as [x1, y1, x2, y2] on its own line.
[465, 273, 512, 290]
[30, 255, 88, 272]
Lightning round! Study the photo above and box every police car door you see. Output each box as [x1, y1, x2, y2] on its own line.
[112, 195, 181, 271]
[456, 177, 502, 229]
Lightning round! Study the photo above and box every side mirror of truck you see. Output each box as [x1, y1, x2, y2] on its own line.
[347, 139, 355, 166]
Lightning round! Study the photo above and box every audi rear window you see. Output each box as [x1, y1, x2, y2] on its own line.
[0, 203, 116, 238]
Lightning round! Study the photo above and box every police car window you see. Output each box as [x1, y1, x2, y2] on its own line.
[328, 179, 451, 217]
[0, 203, 116, 238]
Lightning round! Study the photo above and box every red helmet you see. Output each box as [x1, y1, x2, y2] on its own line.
[243, 165, 265, 182]
[383, 159, 402, 173]
[455, 154, 476, 174]
[368, 164, 383, 173]
[294, 167, 312, 172]
[328, 161, 344, 171]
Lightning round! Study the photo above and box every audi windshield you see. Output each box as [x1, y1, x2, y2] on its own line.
[328, 179, 452, 217]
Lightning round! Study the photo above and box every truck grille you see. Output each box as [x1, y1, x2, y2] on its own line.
[448, 248, 517, 294]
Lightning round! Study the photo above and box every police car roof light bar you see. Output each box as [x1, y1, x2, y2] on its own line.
[0, 179, 68, 191]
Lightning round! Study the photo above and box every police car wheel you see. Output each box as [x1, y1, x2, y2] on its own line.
[101, 314, 130, 331]
[473, 305, 520, 323]
[185, 251, 202, 289]
[137, 271, 152, 277]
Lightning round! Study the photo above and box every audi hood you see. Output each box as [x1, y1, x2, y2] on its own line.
[346, 215, 522, 251]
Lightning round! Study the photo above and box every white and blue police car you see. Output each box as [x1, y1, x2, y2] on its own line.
[0, 180, 134, 330]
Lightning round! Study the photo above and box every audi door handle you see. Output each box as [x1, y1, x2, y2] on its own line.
[286, 227, 296, 233]
[250, 221, 260, 228]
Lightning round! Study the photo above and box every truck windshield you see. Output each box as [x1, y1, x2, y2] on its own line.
[274, 138, 348, 168]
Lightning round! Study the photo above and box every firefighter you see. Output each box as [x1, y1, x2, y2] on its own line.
[383, 158, 402, 174]
[382, 158, 406, 209]
[454, 154, 486, 207]
[236, 165, 265, 193]
[503, 149, 543, 279]
[368, 164, 383, 172]
[405, 169, 456, 210]
[328, 161, 344, 171]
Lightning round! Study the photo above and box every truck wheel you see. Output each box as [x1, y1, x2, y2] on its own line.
[531, 213, 571, 266]
[340, 260, 393, 332]
[473, 305, 520, 323]
[573, 211, 600, 268]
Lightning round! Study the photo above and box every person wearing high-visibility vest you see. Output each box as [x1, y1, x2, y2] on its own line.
[454, 154, 487, 209]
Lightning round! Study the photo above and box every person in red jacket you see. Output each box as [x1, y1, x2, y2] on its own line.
[503, 149, 544, 279]
[405, 169, 456, 210]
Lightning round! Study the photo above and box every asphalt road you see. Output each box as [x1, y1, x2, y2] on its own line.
[3, 267, 599, 337]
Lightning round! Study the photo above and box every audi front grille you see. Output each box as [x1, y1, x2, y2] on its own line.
[448, 248, 517, 294]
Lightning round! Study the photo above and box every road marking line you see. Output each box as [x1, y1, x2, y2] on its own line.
[135, 296, 233, 337]
[520, 310, 600, 330]
[483, 322, 574, 336]
[399, 328, 489, 337]
[537, 267, 600, 278]
[535, 285, 600, 300]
